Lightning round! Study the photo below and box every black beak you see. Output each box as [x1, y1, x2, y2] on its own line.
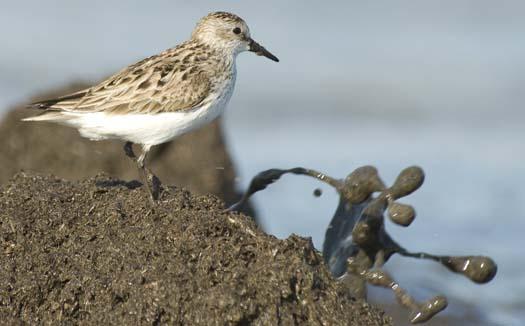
[248, 39, 279, 62]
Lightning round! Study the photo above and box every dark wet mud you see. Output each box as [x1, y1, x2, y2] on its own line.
[0, 173, 391, 325]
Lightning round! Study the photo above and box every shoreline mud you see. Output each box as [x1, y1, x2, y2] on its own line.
[0, 173, 391, 325]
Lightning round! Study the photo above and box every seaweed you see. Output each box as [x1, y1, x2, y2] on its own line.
[228, 165, 497, 324]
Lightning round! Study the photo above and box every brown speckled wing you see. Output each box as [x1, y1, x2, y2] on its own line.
[30, 43, 213, 115]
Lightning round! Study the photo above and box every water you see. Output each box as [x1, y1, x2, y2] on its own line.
[2, 1, 524, 324]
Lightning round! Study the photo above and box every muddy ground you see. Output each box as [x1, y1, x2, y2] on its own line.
[0, 173, 391, 325]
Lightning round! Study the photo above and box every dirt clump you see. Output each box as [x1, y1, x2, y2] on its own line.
[0, 173, 390, 325]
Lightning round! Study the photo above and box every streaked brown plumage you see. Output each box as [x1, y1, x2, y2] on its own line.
[23, 11, 279, 205]
[31, 42, 229, 115]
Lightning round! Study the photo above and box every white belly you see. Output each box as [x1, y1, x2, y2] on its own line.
[60, 65, 236, 146]
[68, 99, 226, 146]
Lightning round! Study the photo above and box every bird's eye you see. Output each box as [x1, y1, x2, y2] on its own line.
[233, 27, 241, 35]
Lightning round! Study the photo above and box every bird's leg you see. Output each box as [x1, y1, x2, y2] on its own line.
[124, 141, 137, 160]
[122, 142, 159, 205]
[137, 145, 161, 202]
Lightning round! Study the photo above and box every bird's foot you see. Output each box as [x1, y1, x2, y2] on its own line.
[149, 173, 162, 201]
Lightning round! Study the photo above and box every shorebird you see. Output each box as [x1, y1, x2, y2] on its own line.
[23, 11, 278, 204]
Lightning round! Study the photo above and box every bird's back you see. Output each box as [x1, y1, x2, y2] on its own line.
[25, 40, 235, 120]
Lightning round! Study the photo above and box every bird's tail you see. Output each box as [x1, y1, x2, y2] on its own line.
[22, 111, 72, 122]
[22, 88, 89, 122]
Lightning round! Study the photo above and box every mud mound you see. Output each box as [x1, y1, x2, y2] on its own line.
[0, 83, 246, 211]
[0, 173, 390, 325]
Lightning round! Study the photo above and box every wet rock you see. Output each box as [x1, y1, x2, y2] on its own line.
[0, 173, 391, 325]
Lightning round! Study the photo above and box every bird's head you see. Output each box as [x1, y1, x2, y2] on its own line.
[192, 12, 279, 62]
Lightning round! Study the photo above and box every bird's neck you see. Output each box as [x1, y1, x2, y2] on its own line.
[192, 38, 238, 65]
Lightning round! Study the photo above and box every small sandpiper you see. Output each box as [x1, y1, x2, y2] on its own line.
[24, 11, 278, 204]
